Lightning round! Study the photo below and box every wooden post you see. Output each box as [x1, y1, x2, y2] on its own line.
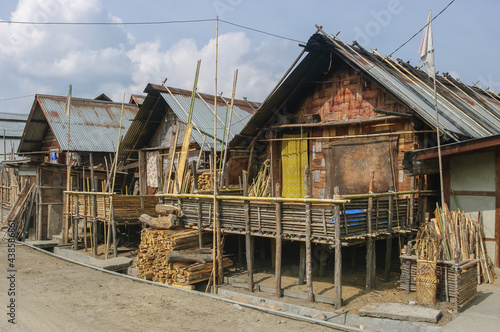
[112, 208, 118, 258]
[384, 191, 394, 282]
[192, 161, 199, 192]
[366, 170, 375, 291]
[243, 171, 254, 292]
[138, 150, 147, 195]
[409, 177, 415, 229]
[216, 197, 223, 285]
[304, 166, 313, 302]
[36, 167, 43, 241]
[73, 194, 79, 250]
[275, 200, 282, 297]
[333, 186, 342, 308]
[197, 200, 203, 248]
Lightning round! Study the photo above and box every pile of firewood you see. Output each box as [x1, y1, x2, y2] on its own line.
[197, 172, 212, 191]
[136, 202, 233, 288]
[136, 228, 232, 288]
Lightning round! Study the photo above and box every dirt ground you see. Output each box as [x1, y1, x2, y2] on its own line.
[0, 242, 339, 332]
[74, 239, 454, 325]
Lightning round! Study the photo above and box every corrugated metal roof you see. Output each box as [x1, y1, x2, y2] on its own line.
[19, 95, 138, 153]
[0, 112, 27, 138]
[119, 83, 258, 162]
[231, 33, 500, 147]
[327, 36, 499, 140]
[160, 91, 254, 151]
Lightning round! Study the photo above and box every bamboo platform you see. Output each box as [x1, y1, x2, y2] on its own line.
[65, 191, 419, 243]
[166, 196, 418, 244]
[67, 193, 158, 224]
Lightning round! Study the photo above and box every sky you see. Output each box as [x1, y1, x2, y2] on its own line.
[0, 0, 499, 115]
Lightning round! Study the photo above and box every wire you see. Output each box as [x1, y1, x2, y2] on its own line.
[0, 94, 35, 102]
[389, 0, 455, 57]
[219, 19, 305, 44]
[0, 18, 215, 26]
[0, 17, 305, 43]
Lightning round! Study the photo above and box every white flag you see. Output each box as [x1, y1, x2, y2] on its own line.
[65, 84, 72, 115]
[419, 11, 435, 77]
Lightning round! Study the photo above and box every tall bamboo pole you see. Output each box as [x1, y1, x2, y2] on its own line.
[64, 85, 72, 244]
[333, 186, 342, 308]
[212, 17, 219, 294]
[107, 93, 125, 259]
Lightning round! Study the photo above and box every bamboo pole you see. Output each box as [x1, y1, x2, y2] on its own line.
[275, 199, 282, 298]
[108, 93, 125, 259]
[243, 171, 254, 292]
[366, 170, 375, 291]
[220, 69, 238, 188]
[304, 166, 313, 302]
[89, 153, 98, 256]
[73, 195, 79, 250]
[333, 186, 342, 308]
[384, 192, 394, 282]
[212, 17, 219, 295]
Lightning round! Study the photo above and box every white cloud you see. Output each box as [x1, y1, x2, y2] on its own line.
[126, 31, 282, 102]
[0, 0, 291, 114]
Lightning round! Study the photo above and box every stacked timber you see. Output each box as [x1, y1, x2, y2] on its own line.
[135, 228, 232, 288]
[198, 172, 212, 191]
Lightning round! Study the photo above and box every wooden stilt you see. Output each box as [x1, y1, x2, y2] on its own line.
[36, 166, 42, 241]
[112, 208, 118, 258]
[298, 242, 306, 285]
[73, 195, 79, 250]
[90, 153, 97, 256]
[384, 192, 394, 282]
[216, 198, 223, 284]
[243, 171, 254, 292]
[304, 166, 313, 302]
[333, 186, 342, 308]
[275, 200, 282, 298]
[366, 170, 375, 291]
[198, 200, 203, 248]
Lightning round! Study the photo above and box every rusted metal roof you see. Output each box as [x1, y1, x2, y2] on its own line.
[231, 32, 500, 148]
[18, 95, 139, 153]
[120, 84, 258, 162]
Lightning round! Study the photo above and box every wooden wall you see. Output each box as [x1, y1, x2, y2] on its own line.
[272, 65, 419, 198]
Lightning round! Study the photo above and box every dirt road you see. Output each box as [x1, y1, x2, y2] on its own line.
[0, 242, 336, 332]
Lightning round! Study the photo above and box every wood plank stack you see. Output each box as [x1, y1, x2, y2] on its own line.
[197, 172, 212, 191]
[135, 228, 232, 289]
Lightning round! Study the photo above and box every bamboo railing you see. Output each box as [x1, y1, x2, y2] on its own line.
[64, 189, 429, 244]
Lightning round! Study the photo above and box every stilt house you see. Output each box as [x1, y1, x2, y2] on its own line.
[13, 94, 139, 241]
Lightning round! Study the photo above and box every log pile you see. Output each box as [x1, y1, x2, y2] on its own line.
[135, 228, 232, 289]
[198, 172, 212, 191]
